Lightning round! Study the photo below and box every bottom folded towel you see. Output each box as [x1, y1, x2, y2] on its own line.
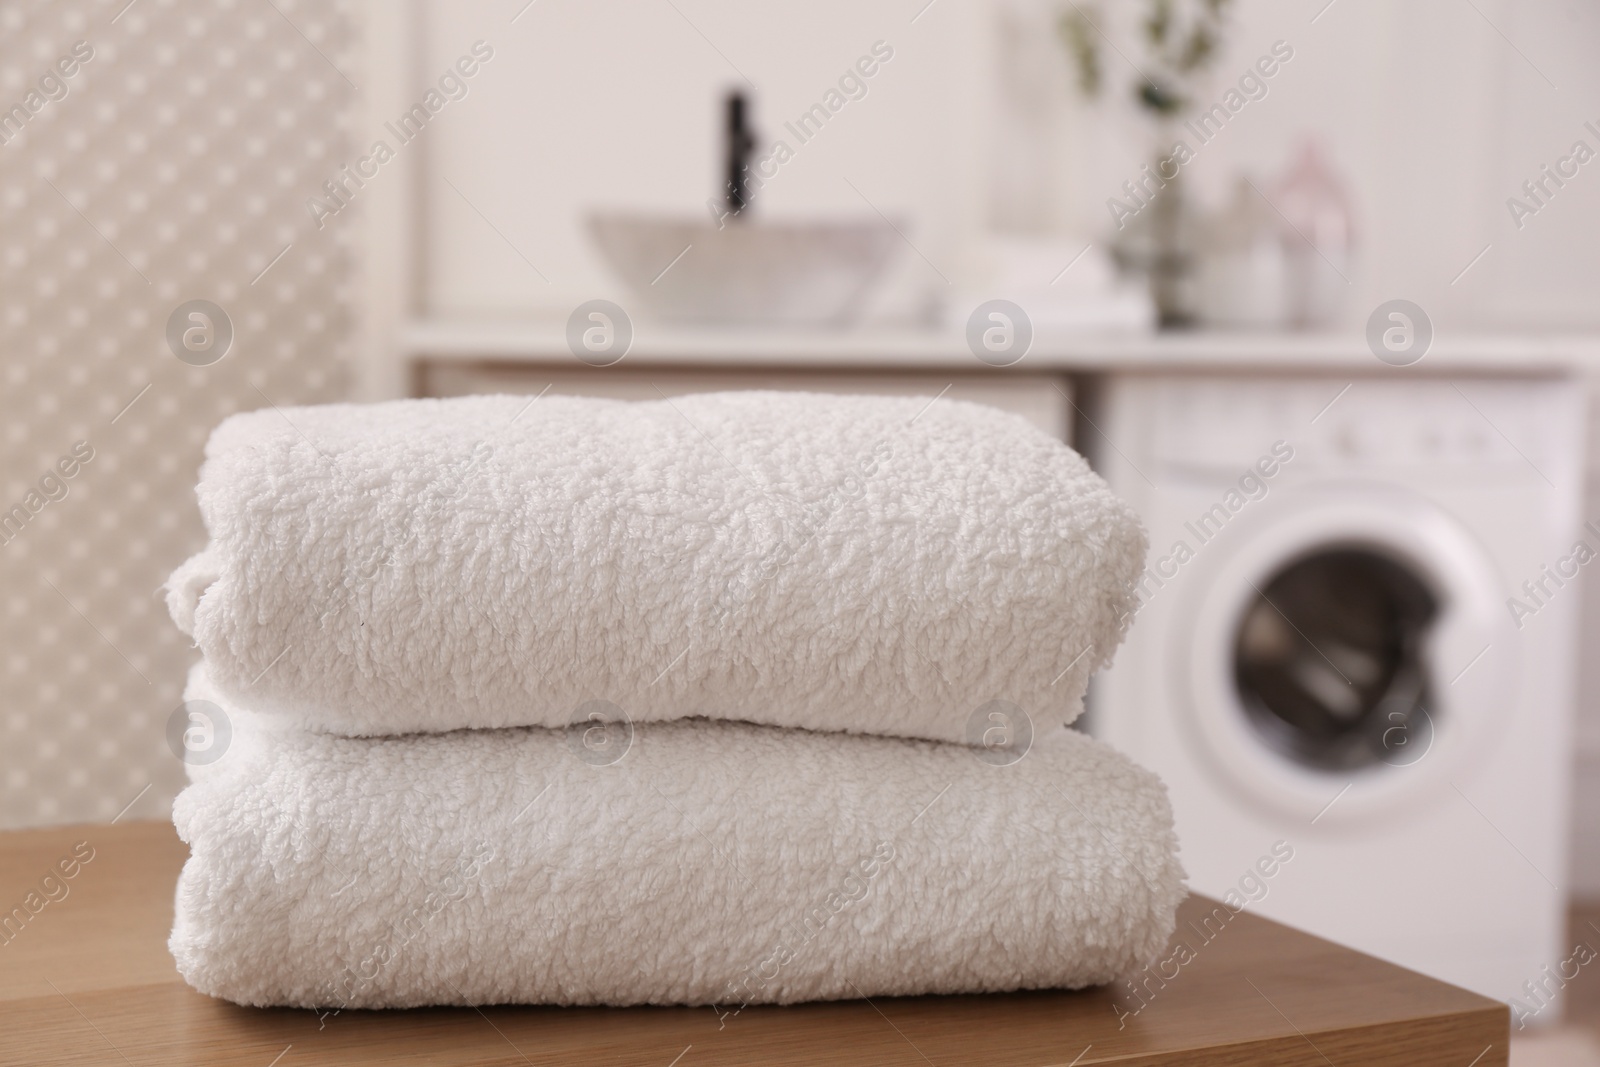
[171, 668, 1185, 1011]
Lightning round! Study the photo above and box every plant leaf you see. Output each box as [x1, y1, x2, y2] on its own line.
[1056, 8, 1104, 96]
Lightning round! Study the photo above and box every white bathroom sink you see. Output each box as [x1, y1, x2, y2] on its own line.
[587, 213, 900, 327]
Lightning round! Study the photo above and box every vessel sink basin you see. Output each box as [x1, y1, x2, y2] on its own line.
[587, 213, 900, 327]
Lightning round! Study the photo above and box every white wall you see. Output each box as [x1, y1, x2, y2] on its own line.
[417, 0, 990, 323]
[414, 0, 1600, 333]
[1003, 0, 1600, 332]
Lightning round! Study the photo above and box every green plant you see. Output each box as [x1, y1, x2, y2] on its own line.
[1058, 0, 1232, 116]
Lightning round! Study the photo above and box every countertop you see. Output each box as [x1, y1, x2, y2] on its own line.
[0, 819, 1508, 1066]
[404, 317, 1600, 375]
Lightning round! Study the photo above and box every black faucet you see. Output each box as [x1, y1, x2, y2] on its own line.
[724, 91, 756, 219]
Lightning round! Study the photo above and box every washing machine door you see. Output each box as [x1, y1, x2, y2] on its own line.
[1176, 483, 1514, 825]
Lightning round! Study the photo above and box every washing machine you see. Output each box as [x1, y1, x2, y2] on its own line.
[1085, 370, 1584, 1013]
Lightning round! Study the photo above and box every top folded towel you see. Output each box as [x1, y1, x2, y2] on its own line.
[166, 391, 1145, 741]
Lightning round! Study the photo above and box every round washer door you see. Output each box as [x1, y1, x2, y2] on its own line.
[1175, 483, 1514, 826]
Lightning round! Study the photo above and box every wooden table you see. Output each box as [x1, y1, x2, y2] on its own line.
[0, 820, 1507, 1066]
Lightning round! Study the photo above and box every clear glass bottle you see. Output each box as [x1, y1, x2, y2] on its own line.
[1197, 176, 1288, 329]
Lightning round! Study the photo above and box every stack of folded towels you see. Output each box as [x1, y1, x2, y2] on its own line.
[163, 391, 1185, 1014]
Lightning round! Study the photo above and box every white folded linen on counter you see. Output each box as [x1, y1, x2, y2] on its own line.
[169, 665, 1185, 1010]
[165, 391, 1145, 742]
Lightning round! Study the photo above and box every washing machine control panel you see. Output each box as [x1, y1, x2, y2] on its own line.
[1148, 377, 1566, 480]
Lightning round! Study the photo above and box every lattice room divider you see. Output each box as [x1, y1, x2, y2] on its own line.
[0, 0, 357, 827]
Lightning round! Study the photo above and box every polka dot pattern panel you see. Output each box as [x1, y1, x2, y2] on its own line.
[0, 0, 356, 828]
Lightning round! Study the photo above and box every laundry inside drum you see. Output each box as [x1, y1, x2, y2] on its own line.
[1233, 548, 1438, 773]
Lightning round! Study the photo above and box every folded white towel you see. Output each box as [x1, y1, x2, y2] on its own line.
[170, 665, 1184, 1010]
[166, 392, 1145, 742]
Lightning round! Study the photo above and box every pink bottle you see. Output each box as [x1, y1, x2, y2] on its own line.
[1275, 140, 1354, 330]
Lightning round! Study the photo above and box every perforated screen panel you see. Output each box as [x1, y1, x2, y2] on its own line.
[0, 0, 356, 827]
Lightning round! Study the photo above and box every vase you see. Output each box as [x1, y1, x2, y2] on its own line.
[1109, 151, 1200, 330]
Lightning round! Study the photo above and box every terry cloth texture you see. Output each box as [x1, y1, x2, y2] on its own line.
[170, 665, 1185, 1010]
[166, 392, 1146, 742]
